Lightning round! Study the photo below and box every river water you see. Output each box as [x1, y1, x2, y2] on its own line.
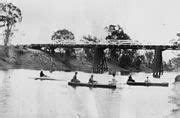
[0, 69, 179, 118]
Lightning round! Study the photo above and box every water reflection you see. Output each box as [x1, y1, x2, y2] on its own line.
[0, 70, 179, 118]
[95, 89, 122, 118]
[168, 82, 180, 118]
[0, 70, 13, 118]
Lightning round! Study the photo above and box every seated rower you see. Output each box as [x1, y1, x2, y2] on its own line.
[40, 70, 47, 77]
[145, 77, 150, 83]
[71, 72, 80, 83]
[109, 73, 117, 85]
[88, 75, 97, 84]
[127, 75, 135, 82]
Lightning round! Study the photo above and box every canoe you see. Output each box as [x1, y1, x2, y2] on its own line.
[68, 82, 116, 89]
[34, 77, 59, 81]
[127, 81, 169, 87]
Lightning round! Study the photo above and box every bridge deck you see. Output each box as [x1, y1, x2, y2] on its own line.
[22, 44, 179, 50]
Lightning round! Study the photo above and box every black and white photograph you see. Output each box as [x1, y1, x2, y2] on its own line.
[0, 0, 180, 118]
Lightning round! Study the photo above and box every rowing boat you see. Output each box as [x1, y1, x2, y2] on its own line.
[68, 82, 116, 89]
[34, 77, 59, 81]
[127, 81, 169, 87]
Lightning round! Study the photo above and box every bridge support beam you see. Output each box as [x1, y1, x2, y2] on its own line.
[93, 48, 108, 73]
[153, 48, 163, 78]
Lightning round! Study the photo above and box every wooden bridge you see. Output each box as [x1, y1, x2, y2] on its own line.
[22, 43, 180, 78]
[25, 43, 178, 50]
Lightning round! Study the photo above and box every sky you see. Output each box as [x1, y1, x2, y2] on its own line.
[0, 0, 179, 45]
[1, 0, 180, 60]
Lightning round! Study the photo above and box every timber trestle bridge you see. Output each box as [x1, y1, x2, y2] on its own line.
[22, 43, 180, 78]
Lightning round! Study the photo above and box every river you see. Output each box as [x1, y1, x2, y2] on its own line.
[0, 69, 179, 118]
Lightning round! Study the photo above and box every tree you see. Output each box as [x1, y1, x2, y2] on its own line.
[107, 48, 121, 62]
[133, 56, 143, 70]
[104, 24, 133, 66]
[171, 57, 180, 71]
[119, 49, 137, 68]
[144, 51, 154, 68]
[51, 29, 76, 62]
[105, 25, 130, 40]
[80, 35, 100, 60]
[163, 61, 174, 71]
[51, 29, 74, 43]
[0, 2, 22, 46]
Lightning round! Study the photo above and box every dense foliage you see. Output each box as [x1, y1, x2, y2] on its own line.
[51, 29, 75, 43]
[105, 25, 130, 40]
[51, 29, 76, 62]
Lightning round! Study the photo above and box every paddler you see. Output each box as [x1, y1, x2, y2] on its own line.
[71, 72, 80, 83]
[109, 73, 117, 85]
[88, 75, 97, 84]
[40, 70, 47, 77]
[145, 77, 150, 83]
[127, 75, 135, 82]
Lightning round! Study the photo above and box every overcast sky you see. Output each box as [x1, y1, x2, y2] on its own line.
[1, 0, 180, 46]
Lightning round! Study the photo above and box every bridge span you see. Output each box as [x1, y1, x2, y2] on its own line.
[21, 43, 180, 78]
[24, 43, 179, 50]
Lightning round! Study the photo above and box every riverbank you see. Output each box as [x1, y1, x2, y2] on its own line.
[0, 45, 152, 73]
